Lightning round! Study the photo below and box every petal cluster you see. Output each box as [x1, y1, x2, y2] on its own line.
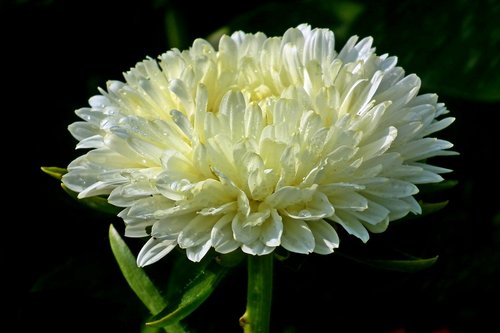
[63, 24, 455, 265]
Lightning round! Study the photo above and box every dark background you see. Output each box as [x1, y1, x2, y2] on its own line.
[3, 0, 499, 332]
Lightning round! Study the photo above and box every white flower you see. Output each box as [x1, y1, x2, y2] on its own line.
[63, 24, 455, 265]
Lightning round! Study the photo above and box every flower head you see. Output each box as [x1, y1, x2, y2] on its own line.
[63, 24, 455, 265]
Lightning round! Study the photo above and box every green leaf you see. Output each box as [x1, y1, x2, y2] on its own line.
[145, 252, 234, 327]
[398, 200, 449, 223]
[419, 179, 458, 193]
[420, 200, 449, 216]
[339, 252, 439, 273]
[62, 184, 121, 216]
[109, 225, 189, 332]
[41, 166, 67, 180]
[109, 224, 167, 315]
[360, 256, 439, 273]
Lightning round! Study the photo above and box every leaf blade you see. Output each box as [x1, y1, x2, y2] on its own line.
[41, 166, 67, 180]
[108, 224, 167, 315]
[339, 252, 439, 273]
[145, 254, 233, 327]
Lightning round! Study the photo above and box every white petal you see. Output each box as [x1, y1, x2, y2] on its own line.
[281, 217, 315, 254]
[398, 138, 454, 161]
[281, 43, 303, 85]
[337, 35, 359, 62]
[284, 191, 335, 220]
[331, 212, 369, 243]
[186, 239, 212, 262]
[76, 135, 105, 149]
[218, 35, 238, 70]
[419, 117, 455, 136]
[357, 126, 397, 159]
[169, 79, 194, 112]
[77, 180, 113, 198]
[137, 237, 177, 267]
[242, 210, 271, 227]
[351, 199, 390, 225]
[365, 196, 411, 221]
[241, 241, 274, 255]
[68, 122, 101, 141]
[402, 196, 422, 215]
[125, 195, 172, 219]
[219, 90, 246, 141]
[120, 204, 157, 237]
[362, 217, 389, 233]
[170, 109, 193, 140]
[264, 185, 316, 209]
[376, 74, 420, 110]
[75, 106, 106, 125]
[402, 169, 444, 184]
[152, 213, 194, 237]
[360, 178, 419, 198]
[329, 189, 368, 211]
[411, 162, 453, 174]
[308, 219, 339, 254]
[89, 95, 112, 108]
[211, 214, 240, 254]
[232, 213, 260, 244]
[303, 27, 335, 64]
[178, 215, 218, 248]
[198, 202, 237, 216]
[260, 209, 283, 247]
[244, 103, 264, 139]
[155, 175, 192, 201]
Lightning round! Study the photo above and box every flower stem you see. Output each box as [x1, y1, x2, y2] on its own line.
[239, 254, 274, 333]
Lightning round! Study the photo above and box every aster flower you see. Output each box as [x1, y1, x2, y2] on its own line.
[62, 24, 455, 267]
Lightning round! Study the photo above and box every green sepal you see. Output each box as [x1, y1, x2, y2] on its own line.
[419, 179, 458, 193]
[397, 200, 449, 223]
[358, 256, 439, 273]
[41, 166, 67, 180]
[339, 252, 439, 273]
[145, 252, 239, 327]
[420, 200, 449, 216]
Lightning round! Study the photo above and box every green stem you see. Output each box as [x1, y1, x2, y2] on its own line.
[239, 254, 274, 333]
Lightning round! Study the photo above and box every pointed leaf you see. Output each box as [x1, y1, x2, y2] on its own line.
[397, 200, 449, 223]
[419, 179, 458, 193]
[41, 166, 67, 180]
[145, 254, 232, 327]
[339, 252, 439, 273]
[420, 200, 449, 216]
[360, 256, 439, 272]
[109, 224, 167, 315]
